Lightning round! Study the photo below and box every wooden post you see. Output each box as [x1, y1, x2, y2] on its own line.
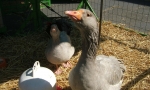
[0, 8, 4, 28]
[0, 7, 6, 33]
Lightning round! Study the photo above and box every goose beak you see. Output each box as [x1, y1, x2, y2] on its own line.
[65, 10, 83, 21]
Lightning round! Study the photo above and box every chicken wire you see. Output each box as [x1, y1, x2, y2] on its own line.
[102, 0, 150, 35]
[40, 1, 80, 17]
[41, 0, 150, 35]
[0, 0, 150, 35]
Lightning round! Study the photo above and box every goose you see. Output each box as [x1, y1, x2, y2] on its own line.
[45, 24, 75, 75]
[65, 9, 125, 90]
[46, 18, 73, 36]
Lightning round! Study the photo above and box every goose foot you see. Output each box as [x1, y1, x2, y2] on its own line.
[55, 68, 62, 75]
[62, 61, 72, 67]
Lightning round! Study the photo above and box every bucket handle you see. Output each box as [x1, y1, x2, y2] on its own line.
[32, 61, 40, 77]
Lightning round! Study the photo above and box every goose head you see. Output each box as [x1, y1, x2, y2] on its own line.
[65, 9, 99, 35]
[65, 9, 99, 56]
[50, 24, 60, 40]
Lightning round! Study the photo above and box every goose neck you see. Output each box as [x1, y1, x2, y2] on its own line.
[79, 30, 99, 61]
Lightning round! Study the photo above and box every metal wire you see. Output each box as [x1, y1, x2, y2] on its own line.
[102, 0, 150, 35]
[99, 0, 103, 45]
[0, 0, 150, 35]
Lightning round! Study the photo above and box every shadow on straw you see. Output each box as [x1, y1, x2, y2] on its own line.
[121, 68, 150, 90]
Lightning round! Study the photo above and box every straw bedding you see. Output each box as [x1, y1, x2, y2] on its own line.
[0, 21, 150, 90]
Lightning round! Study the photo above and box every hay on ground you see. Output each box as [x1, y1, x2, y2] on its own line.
[0, 21, 150, 90]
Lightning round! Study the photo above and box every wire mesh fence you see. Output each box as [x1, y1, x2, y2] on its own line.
[40, 0, 150, 35]
[102, 0, 150, 35]
[0, 0, 150, 35]
[40, 1, 80, 17]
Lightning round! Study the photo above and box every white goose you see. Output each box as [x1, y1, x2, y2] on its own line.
[45, 24, 75, 75]
[65, 9, 125, 90]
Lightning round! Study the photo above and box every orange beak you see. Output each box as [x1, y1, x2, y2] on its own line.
[65, 9, 83, 21]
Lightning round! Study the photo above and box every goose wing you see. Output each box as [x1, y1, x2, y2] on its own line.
[96, 55, 125, 85]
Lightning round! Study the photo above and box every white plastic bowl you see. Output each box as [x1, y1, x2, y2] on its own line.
[19, 61, 56, 90]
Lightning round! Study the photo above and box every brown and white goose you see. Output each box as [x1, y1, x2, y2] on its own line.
[45, 24, 75, 75]
[65, 9, 125, 90]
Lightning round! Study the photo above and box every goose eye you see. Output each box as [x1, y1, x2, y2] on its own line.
[87, 13, 91, 17]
